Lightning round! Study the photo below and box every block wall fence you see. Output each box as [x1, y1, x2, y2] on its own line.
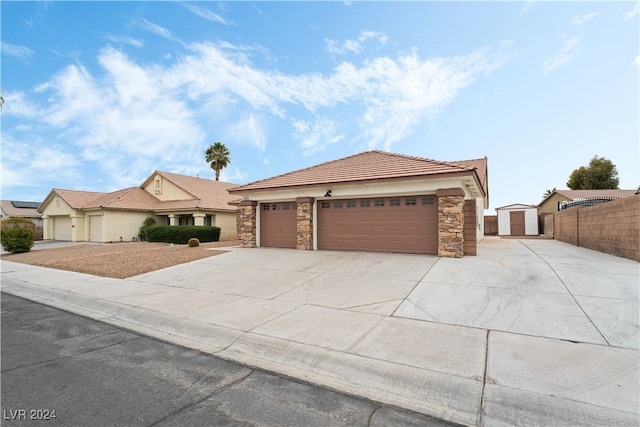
[552, 195, 639, 262]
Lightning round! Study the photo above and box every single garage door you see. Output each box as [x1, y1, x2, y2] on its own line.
[318, 196, 438, 254]
[54, 216, 72, 241]
[260, 202, 297, 248]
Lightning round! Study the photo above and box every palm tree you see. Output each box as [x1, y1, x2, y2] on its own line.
[204, 142, 231, 181]
[542, 188, 556, 198]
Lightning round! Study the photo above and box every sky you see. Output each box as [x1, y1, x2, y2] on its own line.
[1, 1, 638, 211]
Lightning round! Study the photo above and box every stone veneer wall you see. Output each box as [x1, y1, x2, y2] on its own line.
[237, 200, 257, 248]
[296, 197, 314, 250]
[437, 188, 465, 258]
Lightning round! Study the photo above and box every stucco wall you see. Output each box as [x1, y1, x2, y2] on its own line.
[538, 193, 570, 214]
[102, 211, 158, 242]
[214, 211, 239, 241]
[143, 175, 193, 201]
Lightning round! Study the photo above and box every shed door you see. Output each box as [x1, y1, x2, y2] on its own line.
[510, 211, 525, 236]
[54, 216, 72, 241]
[260, 202, 297, 248]
[317, 196, 438, 254]
[89, 216, 102, 242]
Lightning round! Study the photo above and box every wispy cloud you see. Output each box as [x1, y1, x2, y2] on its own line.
[103, 34, 144, 48]
[1, 42, 35, 59]
[136, 18, 178, 42]
[542, 36, 580, 75]
[325, 31, 388, 57]
[183, 3, 230, 25]
[3, 39, 503, 190]
[625, 3, 639, 20]
[570, 12, 599, 25]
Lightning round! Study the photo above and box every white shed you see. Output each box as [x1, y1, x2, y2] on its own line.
[496, 204, 539, 236]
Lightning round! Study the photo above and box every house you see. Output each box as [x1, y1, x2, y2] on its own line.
[38, 171, 238, 242]
[538, 189, 637, 214]
[228, 150, 488, 258]
[1, 200, 44, 239]
[496, 204, 539, 237]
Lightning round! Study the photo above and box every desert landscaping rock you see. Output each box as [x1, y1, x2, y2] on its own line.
[0, 241, 239, 279]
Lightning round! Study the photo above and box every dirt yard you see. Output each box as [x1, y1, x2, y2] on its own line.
[1, 241, 240, 279]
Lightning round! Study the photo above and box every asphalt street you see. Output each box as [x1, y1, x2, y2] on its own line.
[1, 293, 456, 427]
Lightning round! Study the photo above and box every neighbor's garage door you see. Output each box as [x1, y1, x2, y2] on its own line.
[53, 216, 72, 241]
[260, 202, 297, 248]
[318, 196, 438, 254]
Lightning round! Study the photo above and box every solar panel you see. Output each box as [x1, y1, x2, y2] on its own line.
[11, 201, 41, 209]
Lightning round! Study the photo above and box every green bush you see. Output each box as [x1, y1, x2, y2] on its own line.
[1, 228, 35, 253]
[138, 217, 157, 241]
[188, 238, 200, 247]
[146, 226, 221, 244]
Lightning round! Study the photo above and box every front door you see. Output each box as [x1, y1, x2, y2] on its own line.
[510, 211, 525, 236]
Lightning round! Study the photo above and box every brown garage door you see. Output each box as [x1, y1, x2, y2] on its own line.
[318, 196, 438, 254]
[260, 202, 297, 248]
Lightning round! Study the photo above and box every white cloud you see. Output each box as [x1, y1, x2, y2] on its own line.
[1, 42, 34, 59]
[136, 18, 178, 41]
[226, 113, 267, 151]
[635, 55, 640, 66]
[325, 31, 389, 57]
[542, 37, 580, 75]
[104, 34, 144, 48]
[570, 12, 599, 26]
[183, 3, 230, 25]
[293, 117, 345, 156]
[625, 3, 639, 20]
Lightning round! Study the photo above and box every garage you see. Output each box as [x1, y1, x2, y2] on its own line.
[317, 196, 438, 254]
[53, 216, 72, 241]
[260, 202, 297, 248]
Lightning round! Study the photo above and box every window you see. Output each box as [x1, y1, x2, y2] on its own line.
[321, 201, 331, 209]
[374, 199, 385, 207]
[262, 204, 270, 211]
[360, 200, 371, 208]
[272, 204, 280, 211]
[422, 197, 435, 205]
[389, 199, 400, 206]
[333, 201, 343, 208]
[282, 203, 291, 210]
[347, 201, 357, 208]
[405, 198, 417, 206]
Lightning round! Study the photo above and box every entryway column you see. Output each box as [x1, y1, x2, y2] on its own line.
[295, 197, 314, 250]
[192, 213, 206, 226]
[237, 200, 257, 248]
[437, 188, 465, 258]
[168, 214, 177, 226]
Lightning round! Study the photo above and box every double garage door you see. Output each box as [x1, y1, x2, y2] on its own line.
[260, 196, 438, 254]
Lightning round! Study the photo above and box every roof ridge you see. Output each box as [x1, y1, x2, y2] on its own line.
[155, 171, 199, 199]
[99, 187, 138, 207]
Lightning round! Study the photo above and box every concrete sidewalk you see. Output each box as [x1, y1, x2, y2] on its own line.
[2, 238, 638, 426]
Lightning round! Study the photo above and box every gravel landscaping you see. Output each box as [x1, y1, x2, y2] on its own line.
[1, 240, 240, 279]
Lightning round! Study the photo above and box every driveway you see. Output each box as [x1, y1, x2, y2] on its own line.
[1, 237, 638, 426]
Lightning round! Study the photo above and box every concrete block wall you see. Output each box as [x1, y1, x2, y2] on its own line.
[554, 195, 639, 262]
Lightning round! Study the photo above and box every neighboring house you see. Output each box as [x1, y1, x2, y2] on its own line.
[496, 204, 538, 236]
[538, 189, 637, 214]
[1, 200, 44, 239]
[229, 150, 488, 258]
[38, 171, 238, 242]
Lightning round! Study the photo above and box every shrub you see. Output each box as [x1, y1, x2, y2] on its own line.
[138, 217, 157, 241]
[188, 238, 200, 247]
[1, 217, 36, 253]
[1, 228, 35, 253]
[146, 226, 221, 244]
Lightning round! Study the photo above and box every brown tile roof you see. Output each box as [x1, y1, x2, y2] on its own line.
[40, 172, 239, 213]
[1, 200, 42, 218]
[153, 171, 238, 211]
[550, 189, 637, 202]
[230, 150, 487, 194]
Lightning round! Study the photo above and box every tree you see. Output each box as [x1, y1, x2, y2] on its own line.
[204, 142, 231, 181]
[543, 188, 556, 198]
[566, 156, 619, 190]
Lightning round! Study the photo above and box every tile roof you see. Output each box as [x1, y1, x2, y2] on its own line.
[39, 172, 239, 213]
[230, 150, 487, 194]
[1, 200, 42, 217]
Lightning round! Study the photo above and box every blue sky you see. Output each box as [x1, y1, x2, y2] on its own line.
[2, 1, 638, 211]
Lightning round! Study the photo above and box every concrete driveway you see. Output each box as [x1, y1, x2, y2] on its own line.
[2, 238, 638, 426]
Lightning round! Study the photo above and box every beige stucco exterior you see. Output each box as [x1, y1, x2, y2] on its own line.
[538, 193, 571, 214]
[39, 171, 239, 243]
